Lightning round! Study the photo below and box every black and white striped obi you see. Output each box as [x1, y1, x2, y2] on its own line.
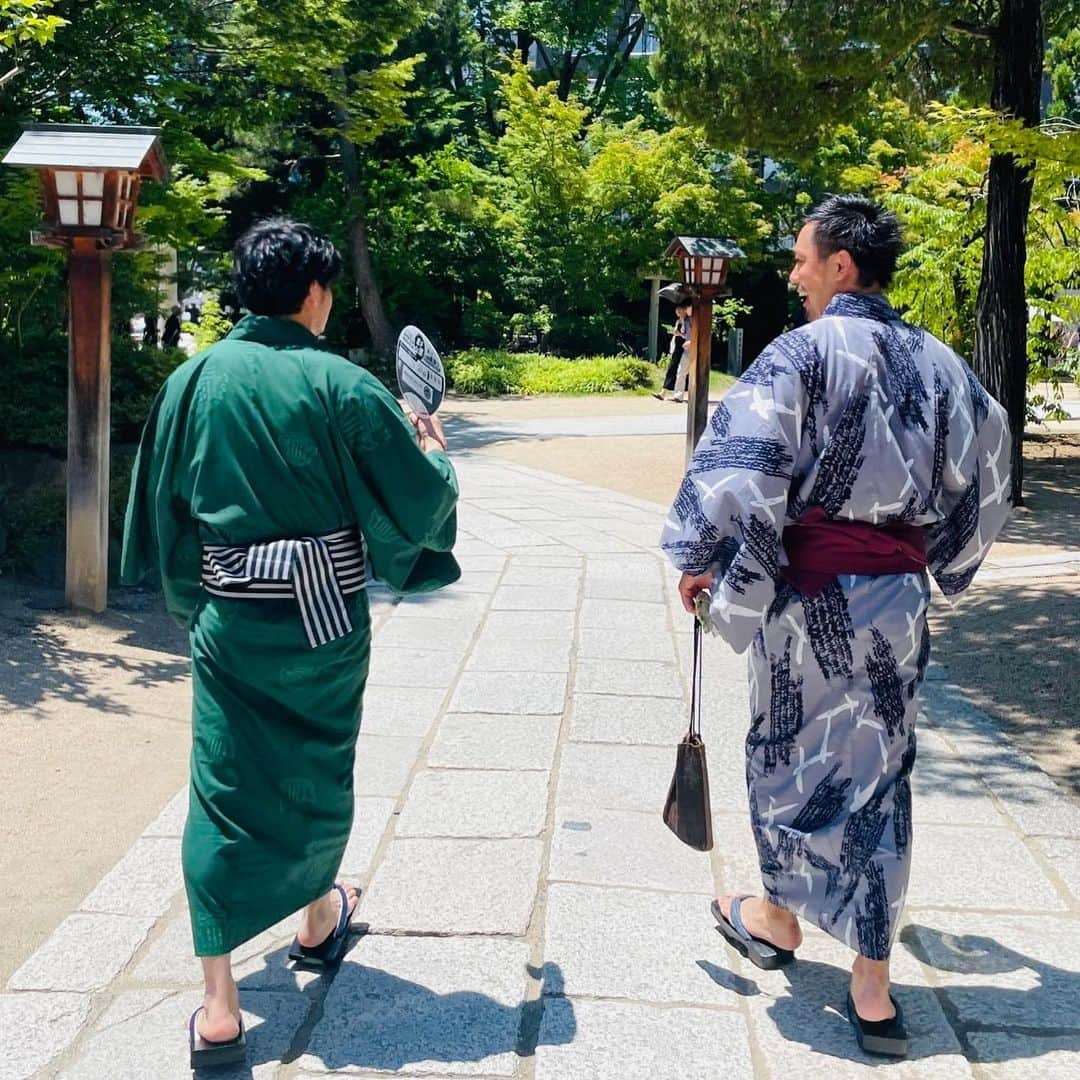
[201, 527, 367, 648]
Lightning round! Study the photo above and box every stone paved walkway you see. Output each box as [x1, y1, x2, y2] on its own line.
[5, 455, 1080, 1079]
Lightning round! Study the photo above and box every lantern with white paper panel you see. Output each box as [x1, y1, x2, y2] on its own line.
[3, 123, 168, 613]
[662, 236, 744, 460]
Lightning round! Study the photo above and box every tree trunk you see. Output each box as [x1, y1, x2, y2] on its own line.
[348, 212, 395, 359]
[334, 89, 395, 360]
[517, 30, 533, 67]
[972, 0, 1043, 505]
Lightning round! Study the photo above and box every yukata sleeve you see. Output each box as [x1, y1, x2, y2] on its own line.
[120, 373, 203, 625]
[335, 372, 460, 595]
[661, 341, 805, 651]
[925, 365, 1012, 596]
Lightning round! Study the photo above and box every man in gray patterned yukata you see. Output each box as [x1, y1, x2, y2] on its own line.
[662, 195, 1011, 1057]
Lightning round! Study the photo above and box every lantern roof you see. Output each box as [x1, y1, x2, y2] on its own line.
[2, 123, 168, 179]
[663, 236, 744, 260]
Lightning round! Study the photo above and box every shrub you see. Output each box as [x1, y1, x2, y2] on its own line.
[0, 450, 140, 584]
[0, 480, 66, 581]
[0, 333, 187, 452]
[444, 349, 653, 396]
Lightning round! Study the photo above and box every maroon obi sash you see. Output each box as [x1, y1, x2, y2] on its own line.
[780, 506, 927, 598]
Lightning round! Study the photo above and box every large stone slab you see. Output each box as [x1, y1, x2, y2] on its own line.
[582, 579, 665, 602]
[373, 618, 475, 654]
[556, 743, 673, 813]
[576, 627, 676, 664]
[499, 564, 581, 588]
[484, 527, 563, 550]
[1036, 837, 1080, 903]
[542, 883, 745, 1006]
[367, 648, 462, 690]
[568, 693, 686, 746]
[465, 637, 571, 674]
[299, 936, 531, 1076]
[360, 838, 542, 934]
[549, 808, 714, 894]
[428, 714, 560, 772]
[573, 659, 683, 699]
[453, 538, 511, 560]
[555, 532, 641, 555]
[903, 911, 1080, 1029]
[579, 598, 668, 632]
[908, 826, 1065, 911]
[394, 593, 491, 621]
[449, 672, 567, 715]
[0, 991, 90, 1080]
[58, 988, 307, 1080]
[340, 797, 398, 876]
[361, 686, 448, 738]
[353, 734, 425, 798]
[509, 555, 583, 570]
[452, 554, 508, 573]
[79, 837, 183, 917]
[446, 571, 503, 594]
[397, 770, 549, 839]
[534, 998, 753, 1080]
[8, 912, 154, 992]
[491, 585, 578, 611]
[481, 610, 575, 641]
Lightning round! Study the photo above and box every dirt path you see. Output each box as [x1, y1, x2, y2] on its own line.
[0, 587, 191, 984]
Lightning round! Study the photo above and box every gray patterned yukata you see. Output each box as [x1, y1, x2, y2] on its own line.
[661, 291, 1011, 959]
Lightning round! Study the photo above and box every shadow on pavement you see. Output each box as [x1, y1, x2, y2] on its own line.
[998, 441, 1080, 552]
[0, 618, 188, 712]
[215, 948, 574, 1078]
[929, 577, 1080, 797]
[901, 924, 1080, 1062]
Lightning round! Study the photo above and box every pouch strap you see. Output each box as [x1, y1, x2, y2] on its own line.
[689, 618, 703, 739]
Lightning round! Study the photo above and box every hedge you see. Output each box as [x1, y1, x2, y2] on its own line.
[444, 349, 654, 396]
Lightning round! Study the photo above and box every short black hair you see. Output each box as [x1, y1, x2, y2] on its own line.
[804, 195, 903, 289]
[232, 218, 341, 316]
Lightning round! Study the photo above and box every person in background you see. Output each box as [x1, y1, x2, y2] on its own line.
[162, 305, 183, 348]
[122, 218, 459, 1070]
[653, 300, 692, 402]
[142, 311, 159, 348]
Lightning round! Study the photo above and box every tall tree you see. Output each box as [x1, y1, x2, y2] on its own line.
[643, 0, 1080, 502]
[497, 1, 651, 113]
[223, 0, 438, 358]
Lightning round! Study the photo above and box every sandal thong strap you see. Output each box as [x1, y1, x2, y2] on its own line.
[727, 894, 757, 944]
[331, 882, 351, 941]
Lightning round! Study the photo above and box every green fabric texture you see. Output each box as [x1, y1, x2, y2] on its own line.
[122, 314, 459, 955]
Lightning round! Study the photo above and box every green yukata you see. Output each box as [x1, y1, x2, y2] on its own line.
[122, 315, 459, 956]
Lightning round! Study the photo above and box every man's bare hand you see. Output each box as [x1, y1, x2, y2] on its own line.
[408, 411, 448, 453]
[678, 570, 714, 614]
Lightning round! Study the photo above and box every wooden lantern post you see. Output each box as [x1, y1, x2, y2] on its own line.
[3, 124, 168, 612]
[662, 237, 744, 464]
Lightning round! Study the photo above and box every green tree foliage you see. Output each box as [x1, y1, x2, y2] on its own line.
[643, 0, 1080, 501]
[1047, 29, 1080, 122]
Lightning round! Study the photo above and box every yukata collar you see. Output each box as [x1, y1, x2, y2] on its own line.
[823, 291, 900, 324]
[226, 313, 332, 350]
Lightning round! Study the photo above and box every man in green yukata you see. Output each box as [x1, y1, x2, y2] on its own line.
[122, 218, 459, 1067]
